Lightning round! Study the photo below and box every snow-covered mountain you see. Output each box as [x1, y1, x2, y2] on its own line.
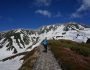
[0, 22, 90, 70]
[40, 22, 84, 33]
[0, 32, 5, 40]
[0, 22, 90, 60]
[39, 22, 90, 43]
[0, 29, 39, 60]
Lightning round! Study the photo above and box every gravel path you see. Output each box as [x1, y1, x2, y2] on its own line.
[33, 45, 62, 70]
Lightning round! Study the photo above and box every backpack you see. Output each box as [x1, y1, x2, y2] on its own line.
[42, 39, 48, 45]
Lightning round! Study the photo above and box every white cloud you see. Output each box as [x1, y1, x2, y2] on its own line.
[77, 0, 90, 12]
[34, 0, 52, 7]
[71, 0, 90, 18]
[35, 10, 51, 17]
[35, 10, 63, 18]
[83, 0, 90, 7]
[71, 13, 82, 18]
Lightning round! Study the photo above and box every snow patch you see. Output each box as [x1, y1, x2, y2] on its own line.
[0, 56, 23, 70]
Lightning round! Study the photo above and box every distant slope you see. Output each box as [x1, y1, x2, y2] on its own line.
[0, 29, 39, 60]
[39, 22, 89, 43]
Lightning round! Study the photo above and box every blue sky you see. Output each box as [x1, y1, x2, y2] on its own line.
[0, 0, 90, 31]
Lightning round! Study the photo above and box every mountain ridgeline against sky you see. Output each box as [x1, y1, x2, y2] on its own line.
[0, 22, 90, 60]
[0, 0, 90, 31]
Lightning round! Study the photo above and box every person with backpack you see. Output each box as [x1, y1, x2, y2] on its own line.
[41, 37, 48, 52]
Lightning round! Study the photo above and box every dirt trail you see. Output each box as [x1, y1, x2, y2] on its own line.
[32, 45, 62, 70]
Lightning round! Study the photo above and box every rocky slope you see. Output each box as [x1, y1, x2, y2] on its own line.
[0, 29, 39, 60]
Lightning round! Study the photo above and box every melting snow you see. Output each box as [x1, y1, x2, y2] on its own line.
[0, 56, 23, 70]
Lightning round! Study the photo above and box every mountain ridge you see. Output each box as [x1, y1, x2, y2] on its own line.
[0, 22, 90, 60]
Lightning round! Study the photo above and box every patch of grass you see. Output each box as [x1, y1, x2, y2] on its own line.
[19, 47, 39, 70]
[48, 40, 90, 70]
[49, 40, 90, 56]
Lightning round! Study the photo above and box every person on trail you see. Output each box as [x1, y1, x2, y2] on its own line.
[41, 37, 48, 52]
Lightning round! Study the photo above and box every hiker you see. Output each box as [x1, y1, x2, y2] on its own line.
[41, 37, 48, 52]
